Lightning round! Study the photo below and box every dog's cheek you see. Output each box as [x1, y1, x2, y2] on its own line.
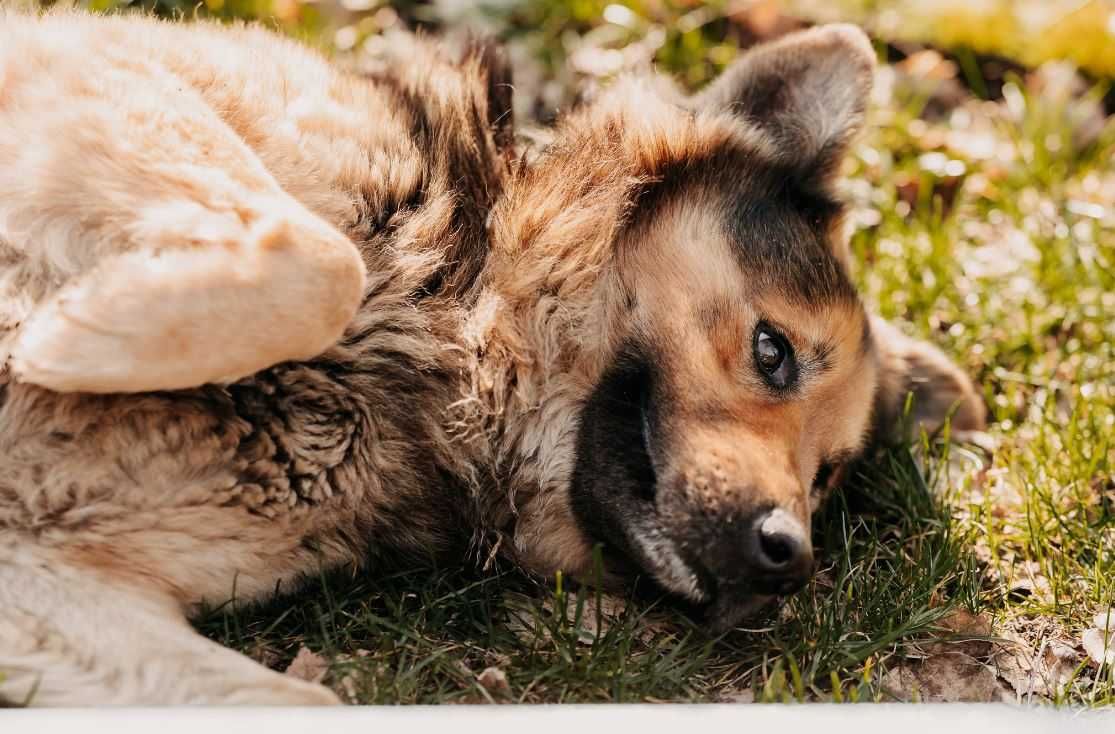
[870, 315, 987, 442]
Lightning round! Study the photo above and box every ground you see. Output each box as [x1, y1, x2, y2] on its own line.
[35, 0, 1115, 706]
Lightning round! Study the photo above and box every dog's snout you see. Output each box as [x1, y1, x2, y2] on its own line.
[680, 499, 814, 602]
[751, 509, 812, 593]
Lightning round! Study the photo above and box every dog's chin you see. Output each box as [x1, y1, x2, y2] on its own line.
[702, 592, 777, 634]
[602, 507, 778, 634]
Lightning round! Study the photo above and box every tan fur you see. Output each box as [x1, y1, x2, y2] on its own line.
[615, 197, 876, 528]
[0, 12, 985, 705]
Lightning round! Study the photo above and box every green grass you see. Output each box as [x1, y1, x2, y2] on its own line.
[49, 0, 1115, 706]
[197, 440, 988, 703]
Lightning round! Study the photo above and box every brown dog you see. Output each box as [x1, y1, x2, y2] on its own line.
[0, 9, 984, 704]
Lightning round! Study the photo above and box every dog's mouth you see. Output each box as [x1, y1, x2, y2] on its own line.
[599, 505, 778, 633]
[569, 351, 779, 632]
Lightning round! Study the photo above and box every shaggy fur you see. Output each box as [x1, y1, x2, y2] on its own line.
[0, 10, 985, 705]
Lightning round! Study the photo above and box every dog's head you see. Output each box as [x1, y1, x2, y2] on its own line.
[493, 25, 985, 630]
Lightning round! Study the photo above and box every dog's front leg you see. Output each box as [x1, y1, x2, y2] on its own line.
[0, 539, 340, 706]
[869, 315, 988, 442]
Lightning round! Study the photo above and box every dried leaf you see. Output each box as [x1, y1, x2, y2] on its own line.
[477, 666, 511, 698]
[284, 646, 328, 684]
[1082, 610, 1115, 668]
[882, 609, 1009, 702]
[1082, 629, 1115, 667]
[938, 608, 994, 636]
[994, 635, 1078, 699]
[882, 652, 1008, 702]
[919, 609, 996, 657]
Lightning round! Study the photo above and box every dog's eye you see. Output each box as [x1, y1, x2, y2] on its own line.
[755, 331, 783, 370]
[812, 460, 847, 495]
[812, 461, 835, 490]
[753, 324, 796, 389]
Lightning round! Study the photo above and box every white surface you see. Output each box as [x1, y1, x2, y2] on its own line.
[2, 704, 1110, 734]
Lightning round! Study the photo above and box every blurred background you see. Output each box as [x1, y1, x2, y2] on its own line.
[18, 1, 1115, 120]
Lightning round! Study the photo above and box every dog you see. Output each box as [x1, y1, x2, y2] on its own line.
[0, 9, 986, 705]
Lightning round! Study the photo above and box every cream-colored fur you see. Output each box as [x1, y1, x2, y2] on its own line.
[0, 12, 368, 393]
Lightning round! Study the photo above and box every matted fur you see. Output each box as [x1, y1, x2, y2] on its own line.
[0, 10, 985, 705]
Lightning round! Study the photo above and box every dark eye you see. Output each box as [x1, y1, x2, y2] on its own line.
[753, 324, 797, 390]
[812, 461, 835, 491]
[812, 460, 847, 495]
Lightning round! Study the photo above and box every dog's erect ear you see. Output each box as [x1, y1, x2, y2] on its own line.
[870, 316, 988, 442]
[693, 24, 875, 183]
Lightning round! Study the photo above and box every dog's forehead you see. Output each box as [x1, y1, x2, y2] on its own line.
[613, 126, 859, 307]
[623, 182, 859, 312]
[724, 180, 858, 307]
[621, 192, 742, 302]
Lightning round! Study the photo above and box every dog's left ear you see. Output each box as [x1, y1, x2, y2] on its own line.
[692, 24, 875, 185]
[869, 316, 988, 442]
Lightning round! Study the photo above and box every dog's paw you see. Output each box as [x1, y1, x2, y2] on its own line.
[8, 203, 366, 394]
[219, 677, 343, 706]
[870, 315, 987, 442]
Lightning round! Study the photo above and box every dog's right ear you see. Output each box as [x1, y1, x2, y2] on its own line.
[869, 316, 988, 443]
[692, 24, 876, 185]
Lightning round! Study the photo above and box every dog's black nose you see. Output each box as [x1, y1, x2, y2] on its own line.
[687, 505, 814, 603]
[749, 509, 812, 594]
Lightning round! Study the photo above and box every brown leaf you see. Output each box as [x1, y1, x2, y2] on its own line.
[922, 609, 996, 659]
[938, 608, 994, 636]
[477, 666, 511, 698]
[882, 608, 1010, 702]
[994, 635, 1079, 700]
[284, 646, 328, 684]
[882, 652, 1009, 702]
